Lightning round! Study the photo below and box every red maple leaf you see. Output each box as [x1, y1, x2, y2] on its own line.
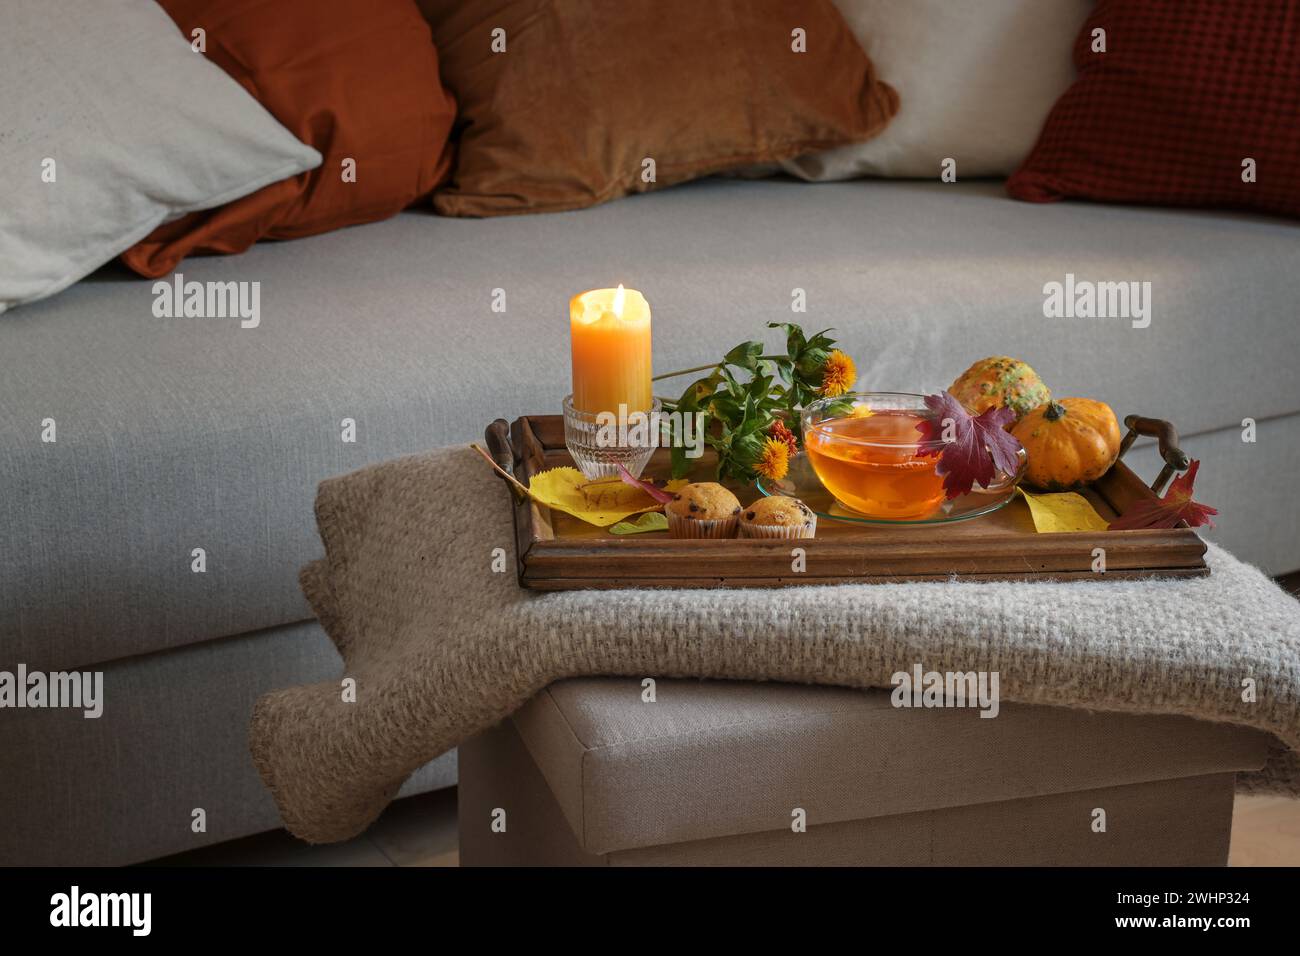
[1108, 459, 1218, 530]
[915, 392, 1023, 500]
[616, 463, 676, 504]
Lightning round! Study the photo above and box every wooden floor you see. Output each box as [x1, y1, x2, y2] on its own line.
[154, 787, 1297, 866]
[1228, 795, 1300, 866]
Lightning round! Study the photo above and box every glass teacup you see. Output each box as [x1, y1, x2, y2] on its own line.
[802, 392, 1020, 521]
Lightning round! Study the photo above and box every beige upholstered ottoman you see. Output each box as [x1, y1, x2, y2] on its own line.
[458, 678, 1272, 866]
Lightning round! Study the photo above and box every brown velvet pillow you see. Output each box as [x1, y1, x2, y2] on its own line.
[417, 0, 898, 217]
[123, 0, 457, 277]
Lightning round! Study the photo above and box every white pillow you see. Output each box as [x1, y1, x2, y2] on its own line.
[0, 0, 322, 313]
[784, 0, 1093, 181]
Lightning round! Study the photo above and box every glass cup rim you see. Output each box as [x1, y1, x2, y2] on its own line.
[563, 394, 662, 422]
[801, 391, 946, 450]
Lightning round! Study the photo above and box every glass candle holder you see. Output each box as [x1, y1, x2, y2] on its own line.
[563, 395, 662, 480]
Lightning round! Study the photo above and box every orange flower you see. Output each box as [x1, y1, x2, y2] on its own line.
[820, 349, 857, 397]
[768, 419, 799, 456]
[754, 437, 790, 482]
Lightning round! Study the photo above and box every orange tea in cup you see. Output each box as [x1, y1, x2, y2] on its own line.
[803, 398, 946, 520]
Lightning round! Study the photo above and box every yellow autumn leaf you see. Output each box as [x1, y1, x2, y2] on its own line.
[528, 467, 689, 527]
[1017, 487, 1110, 533]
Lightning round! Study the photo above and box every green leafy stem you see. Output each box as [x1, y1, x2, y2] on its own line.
[655, 323, 844, 482]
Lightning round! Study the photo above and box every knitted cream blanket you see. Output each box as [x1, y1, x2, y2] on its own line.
[249, 446, 1300, 844]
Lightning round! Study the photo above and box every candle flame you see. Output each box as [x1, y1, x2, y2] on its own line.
[612, 283, 626, 318]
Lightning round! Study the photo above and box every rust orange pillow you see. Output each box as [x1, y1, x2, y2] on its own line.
[123, 0, 456, 278]
[416, 0, 898, 217]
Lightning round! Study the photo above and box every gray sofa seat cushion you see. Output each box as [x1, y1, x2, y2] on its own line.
[511, 677, 1272, 856]
[0, 618, 456, 866]
[3, 179, 1298, 669]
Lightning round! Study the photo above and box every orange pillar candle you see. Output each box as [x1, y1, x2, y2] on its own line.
[569, 284, 653, 414]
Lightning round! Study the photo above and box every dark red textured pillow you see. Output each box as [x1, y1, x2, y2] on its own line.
[1008, 0, 1300, 218]
[123, 0, 456, 277]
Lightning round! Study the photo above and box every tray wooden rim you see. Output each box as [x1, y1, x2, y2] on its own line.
[492, 414, 1209, 589]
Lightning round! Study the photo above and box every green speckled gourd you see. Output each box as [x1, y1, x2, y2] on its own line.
[948, 356, 1051, 421]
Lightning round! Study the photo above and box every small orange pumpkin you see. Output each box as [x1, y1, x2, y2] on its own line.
[1011, 398, 1121, 491]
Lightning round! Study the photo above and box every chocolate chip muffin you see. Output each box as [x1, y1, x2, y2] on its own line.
[664, 482, 741, 539]
[738, 495, 817, 539]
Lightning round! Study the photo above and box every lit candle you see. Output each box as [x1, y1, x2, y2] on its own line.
[569, 284, 652, 414]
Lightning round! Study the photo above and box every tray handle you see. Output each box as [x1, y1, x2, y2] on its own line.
[1117, 414, 1190, 495]
[483, 418, 528, 504]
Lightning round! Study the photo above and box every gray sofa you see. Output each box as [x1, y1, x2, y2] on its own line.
[3, 178, 1298, 865]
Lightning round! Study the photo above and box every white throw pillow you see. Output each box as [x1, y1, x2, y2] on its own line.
[0, 0, 322, 313]
[784, 0, 1093, 181]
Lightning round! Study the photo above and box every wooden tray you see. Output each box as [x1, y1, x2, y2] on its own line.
[484, 414, 1208, 590]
